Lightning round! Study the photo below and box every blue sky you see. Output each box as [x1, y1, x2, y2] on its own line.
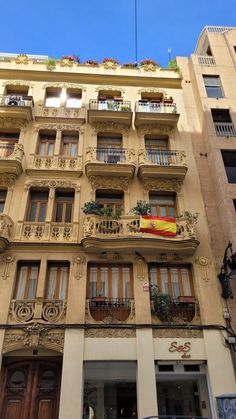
[1, 0, 235, 66]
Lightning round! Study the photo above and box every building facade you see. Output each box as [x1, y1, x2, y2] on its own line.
[0, 48, 235, 419]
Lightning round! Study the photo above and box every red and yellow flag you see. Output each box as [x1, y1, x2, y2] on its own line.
[140, 216, 177, 237]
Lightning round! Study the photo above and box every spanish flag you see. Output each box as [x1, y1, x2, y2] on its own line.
[140, 216, 177, 237]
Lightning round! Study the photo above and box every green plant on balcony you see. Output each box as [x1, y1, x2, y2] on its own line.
[131, 200, 151, 215]
[82, 200, 102, 216]
[119, 104, 131, 111]
[46, 57, 57, 70]
[150, 283, 173, 321]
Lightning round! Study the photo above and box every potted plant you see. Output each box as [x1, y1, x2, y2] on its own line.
[140, 59, 160, 71]
[163, 96, 174, 104]
[150, 284, 173, 321]
[82, 200, 102, 216]
[46, 57, 57, 70]
[60, 55, 80, 67]
[102, 58, 119, 69]
[131, 200, 151, 216]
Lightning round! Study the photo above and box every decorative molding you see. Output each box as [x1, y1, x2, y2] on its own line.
[72, 255, 86, 280]
[91, 121, 130, 134]
[137, 87, 167, 96]
[25, 179, 79, 191]
[84, 328, 136, 338]
[102, 61, 119, 70]
[0, 117, 28, 129]
[2, 80, 33, 87]
[142, 178, 182, 192]
[89, 175, 130, 191]
[15, 54, 29, 64]
[195, 256, 212, 282]
[95, 85, 125, 94]
[152, 329, 203, 338]
[1, 254, 14, 280]
[42, 82, 86, 91]
[135, 256, 147, 281]
[33, 123, 83, 131]
[137, 124, 174, 135]
[140, 63, 158, 72]
[98, 252, 123, 260]
[0, 174, 17, 187]
[155, 253, 184, 263]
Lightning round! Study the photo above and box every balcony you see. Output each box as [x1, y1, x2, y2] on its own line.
[134, 100, 179, 127]
[0, 95, 34, 120]
[214, 122, 236, 137]
[85, 147, 135, 178]
[197, 55, 216, 66]
[88, 99, 132, 126]
[87, 298, 133, 322]
[82, 214, 199, 255]
[9, 299, 67, 323]
[0, 214, 13, 252]
[153, 297, 198, 323]
[138, 149, 187, 180]
[15, 221, 79, 243]
[26, 154, 83, 178]
[0, 143, 24, 176]
[35, 104, 86, 122]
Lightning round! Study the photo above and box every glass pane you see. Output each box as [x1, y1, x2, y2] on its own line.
[59, 266, 68, 299]
[56, 203, 63, 222]
[111, 267, 119, 298]
[206, 86, 223, 98]
[10, 370, 25, 386]
[27, 266, 38, 299]
[122, 267, 130, 298]
[181, 268, 191, 295]
[89, 267, 98, 298]
[100, 267, 108, 297]
[48, 143, 54, 156]
[47, 267, 57, 299]
[149, 267, 157, 285]
[28, 202, 36, 221]
[16, 267, 27, 299]
[160, 268, 169, 294]
[40, 370, 56, 387]
[169, 207, 175, 217]
[45, 97, 60, 107]
[71, 143, 77, 157]
[170, 268, 179, 297]
[66, 98, 81, 108]
[65, 203, 72, 223]
[38, 142, 46, 155]
[160, 206, 167, 217]
[38, 203, 47, 222]
[0, 202, 5, 213]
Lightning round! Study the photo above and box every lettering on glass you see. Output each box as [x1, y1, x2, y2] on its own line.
[168, 341, 191, 358]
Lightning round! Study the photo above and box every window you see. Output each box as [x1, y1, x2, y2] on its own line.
[87, 264, 133, 299]
[149, 265, 193, 298]
[96, 190, 124, 215]
[145, 135, 168, 164]
[14, 262, 39, 300]
[149, 193, 176, 217]
[27, 190, 49, 222]
[203, 75, 224, 98]
[0, 132, 19, 157]
[0, 190, 7, 213]
[61, 133, 79, 157]
[65, 89, 82, 108]
[45, 262, 69, 300]
[45, 88, 61, 107]
[54, 190, 74, 222]
[212, 109, 236, 136]
[37, 131, 56, 155]
[97, 133, 123, 162]
[221, 151, 236, 183]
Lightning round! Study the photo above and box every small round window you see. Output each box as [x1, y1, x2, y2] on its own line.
[10, 370, 25, 386]
[40, 369, 56, 388]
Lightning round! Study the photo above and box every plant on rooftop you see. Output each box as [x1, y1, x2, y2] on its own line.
[60, 55, 80, 63]
[140, 59, 159, 66]
[167, 58, 182, 76]
[46, 57, 57, 70]
[103, 58, 119, 64]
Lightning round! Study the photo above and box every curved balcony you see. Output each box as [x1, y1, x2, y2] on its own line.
[15, 221, 79, 243]
[138, 149, 187, 180]
[82, 214, 199, 255]
[0, 214, 13, 252]
[0, 143, 24, 176]
[88, 99, 132, 126]
[26, 154, 83, 178]
[88, 298, 133, 322]
[85, 147, 135, 178]
[0, 94, 34, 120]
[153, 297, 199, 323]
[134, 101, 179, 127]
[9, 299, 67, 323]
[35, 104, 86, 122]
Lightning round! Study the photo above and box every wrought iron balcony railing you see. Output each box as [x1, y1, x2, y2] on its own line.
[139, 149, 186, 166]
[153, 297, 198, 323]
[0, 94, 34, 107]
[135, 101, 177, 114]
[86, 147, 135, 164]
[89, 99, 132, 112]
[214, 122, 236, 137]
[88, 298, 132, 322]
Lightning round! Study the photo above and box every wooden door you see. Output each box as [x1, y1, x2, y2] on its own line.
[0, 360, 61, 419]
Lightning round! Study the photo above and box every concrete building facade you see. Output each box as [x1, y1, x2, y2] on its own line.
[0, 38, 235, 419]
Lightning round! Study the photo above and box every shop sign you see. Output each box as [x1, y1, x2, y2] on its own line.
[168, 341, 191, 358]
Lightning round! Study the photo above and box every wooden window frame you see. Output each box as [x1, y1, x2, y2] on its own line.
[96, 190, 124, 215]
[61, 134, 79, 157]
[87, 264, 133, 299]
[27, 190, 49, 222]
[149, 193, 176, 217]
[45, 262, 69, 300]
[53, 190, 74, 223]
[149, 265, 194, 297]
[14, 262, 40, 300]
[37, 133, 56, 155]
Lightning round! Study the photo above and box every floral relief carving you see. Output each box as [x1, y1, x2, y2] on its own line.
[89, 176, 130, 191]
[0, 214, 13, 250]
[0, 117, 28, 129]
[102, 61, 119, 70]
[1, 254, 14, 280]
[137, 87, 167, 96]
[152, 328, 203, 338]
[95, 85, 125, 94]
[10, 301, 35, 323]
[25, 179, 79, 190]
[0, 174, 17, 187]
[72, 255, 86, 280]
[135, 256, 147, 281]
[42, 301, 67, 322]
[195, 256, 212, 282]
[42, 82, 86, 91]
[34, 123, 83, 131]
[84, 328, 136, 338]
[137, 124, 174, 135]
[15, 54, 29, 64]
[142, 178, 182, 192]
[91, 121, 130, 134]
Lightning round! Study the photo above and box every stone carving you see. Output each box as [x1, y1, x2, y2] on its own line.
[15, 54, 29, 64]
[1, 254, 14, 280]
[29, 155, 82, 172]
[102, 61, 119, 70]
[85, 328, 136, 338]
[86, 147, 135, 164]
[95, 85, 125, 94]
[142, 178, 182, 192]
[137, 87, 167, 96]
[0, 214, 13, 251]
[195, 256, 212, 282]
[25, 179, 79, 190]
[10, 301, 35, 323]
[72, 255, 86, 280]
[140, 63, 158, 71]
[91, 121, 130, 134]
[152, 328, 203, 338]
[43, 82, 86, 91]
[0, 117, 28, 129]
[137, 124, 174, 135]
[34, 123, 83, 131]
[17, 221, 78, 243]
[9, 299, 67, 323]
[36, 105, 86, 120]
[3, 327, 64, 353]
[98, 252, 122, 260]
[42, 301, 67, 322]
[2, 80, 33, 87]
[89, 176, 130, 191]
[60, 58, 74, 67]
[138, 148, 186, 166]
[0, 174, 17, 187]
[135, 256, 147, 281]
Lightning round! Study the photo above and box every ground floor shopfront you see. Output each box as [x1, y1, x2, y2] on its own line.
[0, 328, 235, 419]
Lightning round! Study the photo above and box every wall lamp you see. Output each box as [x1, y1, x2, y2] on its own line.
[218, 241, 236, 299]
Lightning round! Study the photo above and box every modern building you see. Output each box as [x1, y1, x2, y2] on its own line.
[0, 46, 235, 419]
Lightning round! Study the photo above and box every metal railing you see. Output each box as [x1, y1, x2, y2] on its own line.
[214, 122, 236, 137]
[89, 99, 132, 112]
[89, 298, 131, 321]
[135, 101, 177, 114]
[0, 94, 34, 107]
[197, 55, 215, 66]
[144, 149, 184, 165]
[153, 297, 197, 323]
[95, 147, 127, 163]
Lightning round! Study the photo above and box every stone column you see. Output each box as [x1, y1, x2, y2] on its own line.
[46, 187, 55, 222]
[34, 256, 47, 319]
[18, 185, 30, 221]
[4, 186, 14, 214]
[54, 130, 62, 156]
